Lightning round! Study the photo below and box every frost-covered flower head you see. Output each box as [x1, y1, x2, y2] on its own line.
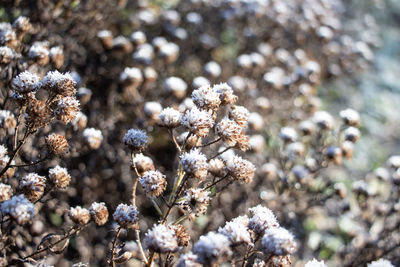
[180, 106, 214, 137]
[144, 224, 178, 253]
[305, 259, 327, 267]
[216, 118, 243, 147]
[28, 41, 49, 65]
[218, 216, 252, 244]
[0, 183, 12, 202]
[89, 202, 109, 226]
[133, 153, 154, 174]
[180, 188, 210, 216]
[120, 67, 143, 87]
[0, 46, 14, 64]
[248, 112, 264, 131]
[248, 205, 279, 234]
[299, 120, 316, 136]
[1, 195, 34, 225]
[343, 126, 360, 143]
[139, 170, 167, 197]
[164, 76, 187, 99]
[225, 155, 255, 184]
[177, 252, 202, 267]
[46, 133, 69, 156]
[261, 227, 297, 256]
[53, 96, 80, 124]
[313, 111, 334, 130]
[144, 101, 163, 120]
[159, 42, 180, 63]
[69, 206, 91, 225]
[19, 173, 46, 202]
[130, 31, 146, 45]
[113, 203, 139, 229]
[71, 111, 88, 131]
[41, 70, 76, 96]
[123, 129, 148, 151]
[191, 84, 221, 111]
[0, 110, 16, 129]
[229, 105, 249, 128]
[48, 165, 71, 189]
[213, 83, 237, 105]
[12, 71, 40, 94]
[13, 16, 31, 34]
[83, 128, 103, 150]
[180, 149, 209, 180]
[192, 76, 210, 89]
[340, 108, 360, 126]
[204, 61, 222, 77]
[0, 144, 7, 160]
[158, 107, 181, 128]
[279, 127, 298, 143]
[193, 232, 232, 265]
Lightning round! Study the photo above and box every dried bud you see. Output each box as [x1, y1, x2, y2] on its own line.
[0, 46, 14, 64]
[260, 163, 278, 181]
[0, 183, 12, 202]
[164, 77, 187, 99]
[209, 158, 226, 177]
[158, 107, 181, 128]
[261, 227, 297, 256]
[229, 106, 249, 128]
[180, 188, 210, 216]
[144, 101, 163, 121]
[326, 146, 342, 165]
[97, 30, 113, 49]
[0, 110, 16, 129]
[214, 83, 237, 105]
[113, 203, 139, 229]
[341, 141, 354, 159]
[69, 206, 91, 225]
[12, 71, 40, 94]
[46, 134, 69, 156]
[145, 224, 178, 253]
[49, 46, 64, 69]
[53, 96, 80, 124]
[279, 127, 298, 143]
[1, 195, 34, 225]
[83, 128, 103, 150]
[123, 129, 147, 151]
[71, 111, 88, 131]
[191, 85, 221, 111]
[313, 111, 334, 130]
[49, 165, 71, 189]
[132, 153, 154, 174]
[139, 170, 167, 197]
[225, 155, 255, 184]
[41, 71, 76, 97]
[180, 106, 214, 137]
[180, 149, 208, 180]
[298, 120, 316, 136]
[340, 108, 360, 127]
[12, 16, 31, 36]
[216, 118, 243, 147]
[193, 232, 232, 266]
[343, 127, 360, 143]
[169, 224, 190, 247]
[19, 173, 46, 202]
[89, 202, 109, 226]
[26, 98, 53, 129]
[28, 41, 49, 65]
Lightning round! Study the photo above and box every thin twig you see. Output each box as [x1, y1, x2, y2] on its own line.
[136, 229, 148, 265]
[110, 227, 122, 267]
[209, 146, 234, 160]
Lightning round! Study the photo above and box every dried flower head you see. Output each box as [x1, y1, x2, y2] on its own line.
[28, 41, 49, 65]
[340, 108, 360, 127]
[343, 126, 360, 143]
[46, 133, 69, 156]
[299, 120, 316, 136]
[367, 259, 395, 267]
[213, 83, 237, 105]
[26, 98, 53, 129]
[261, 227, 297, 256]
[193, 232, 232, 265]
[216, 118, 243, 147]
[12, 71, 40, 94]
[71, 111, 88, 131]
[54, 96, 80, 124]
[229, 106, 249, 128]
[0, 183, 12, 202]
[248, 205, 279, 234]
[387, 155, 400, 169]
[313, 111, 334, 130]
[208, 158, 226, 177]
[180, 106, 214, 137]
[144, 101, 163, 121]
[341, 141, 354, 159]
[120, 67, 143, 87]
[218, 218, 252, 245]
[12, 16, 31, 35]
[144, 224, 178, 253]
[180, 188, 210, 216]
[48, 165, 71, 189]
[158, 107, 181, 128]
[132, 153, 154, 174]
[139, 170, 167, 197]
[19, 173, 46, 202]
[69, 206, 91, 225]
[169, 224, 190, 247]
[49, 46, 64, 69]
[180, 149, 209, 180]
[0, 46, 14, 64]
[326, 146, 342, 165]
[279, 127, 298, 143]
[1, 194, 34, 225]
[192, 85, 221, 111]
[225, 155, 255, 184]
[123, 129, 148, 151]
[41, 71, 76, 96]
[0, 110, 16, 129]
[113, 203, 139, 229]
[177, 252, 202, 267]
[83, 128, 103, 150]
[164, 76, 187, 99]
[89, 202, 109, 226]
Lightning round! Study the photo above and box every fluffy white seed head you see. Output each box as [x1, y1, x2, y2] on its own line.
[139, 170, 167, 197]
[180, 106, 214, 137]
[193, 232, 232, 265]
[83, 128, 103, 150]
[113, 203, 139, 229]
[145, 224, 178, 253]
[123, 129, 147, 151]
[158, 107, 181, 127]
[12, 71, 40, 94]
[180, 149, 209, 180]
[261, 227, 297, 256]
[1, 195, 34, 225]
[248, 205, 279, 233]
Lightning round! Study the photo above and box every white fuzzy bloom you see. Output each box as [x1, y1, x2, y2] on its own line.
[83, 128, 103, 150]
[177, 252, 202, 267]
[144, 101, 163, 120]
[248, 205, 279, 233]
[130, 31, 146, 44]
[367, 259, 395, 267]
[192, 76, 210, 89]
[193, 232, 232, 265]
[229, 106, 249, 128]
[180, 106, 214, 137]
[139, 170, 167, 197]
[261, 227, 297, 255]
[191, 85, 221, 111]
[144, 224, 178, 253]
[180, 149, 208, 180]
[305, 259, 327, 267]
[1, 195, 34, 225]
[123, 129, 148, 151]
[158, 107, 181, 127]
[313, 111, 334, 130]
[218, 218, 252, 244]
[248, 112, 264, 131]
[204, 61, 222, 77]
[225, 155, 255, 184]
[279, 127, 298, 143]
[164, 77, 187, 99]
[12, 71, 40, 93]
[340, 108, 360, 126]
[113, 203, 139, 228]
[120, 67, 143, 85]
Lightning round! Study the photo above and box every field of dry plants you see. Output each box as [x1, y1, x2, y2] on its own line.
[0, 0, 399, 266]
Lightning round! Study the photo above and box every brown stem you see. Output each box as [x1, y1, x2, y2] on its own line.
[136, 229, 148, 265]
[197, 137, 221, 148]
[110, 227, 122, 267]
[209, 146, 234, 160]
[203, 174, 230, 191]
[169, 129, 181, 154]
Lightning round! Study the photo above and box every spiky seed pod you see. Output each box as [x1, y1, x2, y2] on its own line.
[0, 195, 34, 225]
[180, 149, 209, 180]
[69, 206, 91, 225]
[89, 202, 109, 226]
[83, 128, 103, 150]
[169, 224, 190, 247]
[261, 227, 297, 256]
[46, 134, 69, 156]
[113, 203, 139, 229]
[19, 173, 46, 202]
[139, 170, 167, 197]
[144, 224, 178, 253]
[123, 129, 148, 151]
[0, 183, 12, 202]
[48, 166, 71, 189]
[225, 155, 255, 184]
[41, 71, 76, 97]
